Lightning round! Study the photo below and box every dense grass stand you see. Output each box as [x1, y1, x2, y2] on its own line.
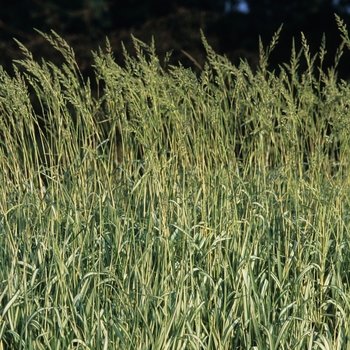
[0, 15, 350, 349]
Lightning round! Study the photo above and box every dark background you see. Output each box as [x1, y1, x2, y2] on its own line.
[1, 0, 350, 79]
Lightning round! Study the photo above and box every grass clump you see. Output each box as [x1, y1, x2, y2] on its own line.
[0, 16, 350, 349]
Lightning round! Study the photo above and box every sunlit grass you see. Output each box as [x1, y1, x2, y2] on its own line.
[0, 16, 350, 349]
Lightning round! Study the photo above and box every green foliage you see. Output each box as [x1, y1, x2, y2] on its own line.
[1, 18, 350, 349]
